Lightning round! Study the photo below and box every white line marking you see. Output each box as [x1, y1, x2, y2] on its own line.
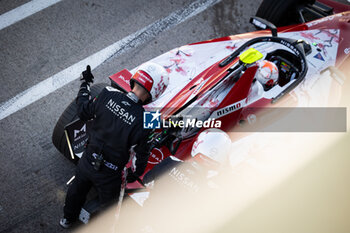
[0, 0, 221, 121]
[0, 0, 63, 31]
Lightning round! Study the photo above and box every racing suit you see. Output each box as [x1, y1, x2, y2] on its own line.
[63, 82, 150, 222]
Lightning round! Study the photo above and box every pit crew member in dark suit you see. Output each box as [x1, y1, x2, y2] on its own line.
[60, 62, 169, 228]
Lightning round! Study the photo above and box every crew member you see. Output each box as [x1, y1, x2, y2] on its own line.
[143, 128, 232, 194]
[60, 62, 169, 228]
[122, 128, 232, 232]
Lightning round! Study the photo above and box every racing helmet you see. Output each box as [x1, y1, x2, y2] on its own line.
[191, 128, 232, 168]
[255, 60, 279, 89]
[130, 62, 169, 103]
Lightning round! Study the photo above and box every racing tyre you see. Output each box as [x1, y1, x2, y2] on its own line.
[256, 0, 315, 27]
[52, 83, 107, 162]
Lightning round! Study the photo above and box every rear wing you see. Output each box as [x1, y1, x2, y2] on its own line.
[109, 69, 132, 93]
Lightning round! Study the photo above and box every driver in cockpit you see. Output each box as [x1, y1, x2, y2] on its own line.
[247, 59, 279, 103]
[255, 60, 279, 91]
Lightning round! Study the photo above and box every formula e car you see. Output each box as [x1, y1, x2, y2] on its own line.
[52, 0, 349, 196]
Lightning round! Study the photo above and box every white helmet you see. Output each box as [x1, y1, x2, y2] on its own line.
[191, 128, 231, 167]
[130, 62, 169, 103]
[255, 60, 279, 89]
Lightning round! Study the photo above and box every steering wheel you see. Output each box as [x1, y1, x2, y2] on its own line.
[266, 49, 301, 87]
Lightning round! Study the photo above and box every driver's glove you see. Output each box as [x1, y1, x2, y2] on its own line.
[80, 65, 94, 84]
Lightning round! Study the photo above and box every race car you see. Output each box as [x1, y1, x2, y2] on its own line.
[52, 0, 349, 217]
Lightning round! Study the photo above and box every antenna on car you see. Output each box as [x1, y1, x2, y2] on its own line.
[250, 16, 278, 37]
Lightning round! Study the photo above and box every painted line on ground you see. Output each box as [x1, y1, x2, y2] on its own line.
[0, 0, 63, 31]
[0, 0, 221, 121]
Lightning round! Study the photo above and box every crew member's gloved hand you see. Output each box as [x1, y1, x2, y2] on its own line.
[80, 65, 94, 84]
[126, 168, 138, 183]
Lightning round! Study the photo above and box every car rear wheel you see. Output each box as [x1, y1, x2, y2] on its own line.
[256, 0, 315, 27]
[52, 83, 107, 162]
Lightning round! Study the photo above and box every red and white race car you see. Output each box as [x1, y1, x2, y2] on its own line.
[52, 0, 349, 216]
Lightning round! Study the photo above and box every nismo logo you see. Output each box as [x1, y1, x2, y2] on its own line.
[210, 99, 246, 119]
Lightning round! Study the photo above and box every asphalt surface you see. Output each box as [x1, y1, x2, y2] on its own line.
[0, 0, 348, 232]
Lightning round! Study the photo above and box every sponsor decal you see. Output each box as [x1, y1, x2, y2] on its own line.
[133, 70, 153, 90]
[73, 138, 88, 151]
[148, 148, 164, 165]
[306, 16, 335, 27]
[118, 75, 130, 85]
[139, 71, 153, 83]
[65, 120, 92, 159]
[210, 99, 246, 119]
[104, 162, 118, 171]
[313, 52, 325, 61]
[121, 101, 131, 106]
[106, 99, 136, 125]
[169, 167, 200, 193]
[74, 124, 86, 141]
